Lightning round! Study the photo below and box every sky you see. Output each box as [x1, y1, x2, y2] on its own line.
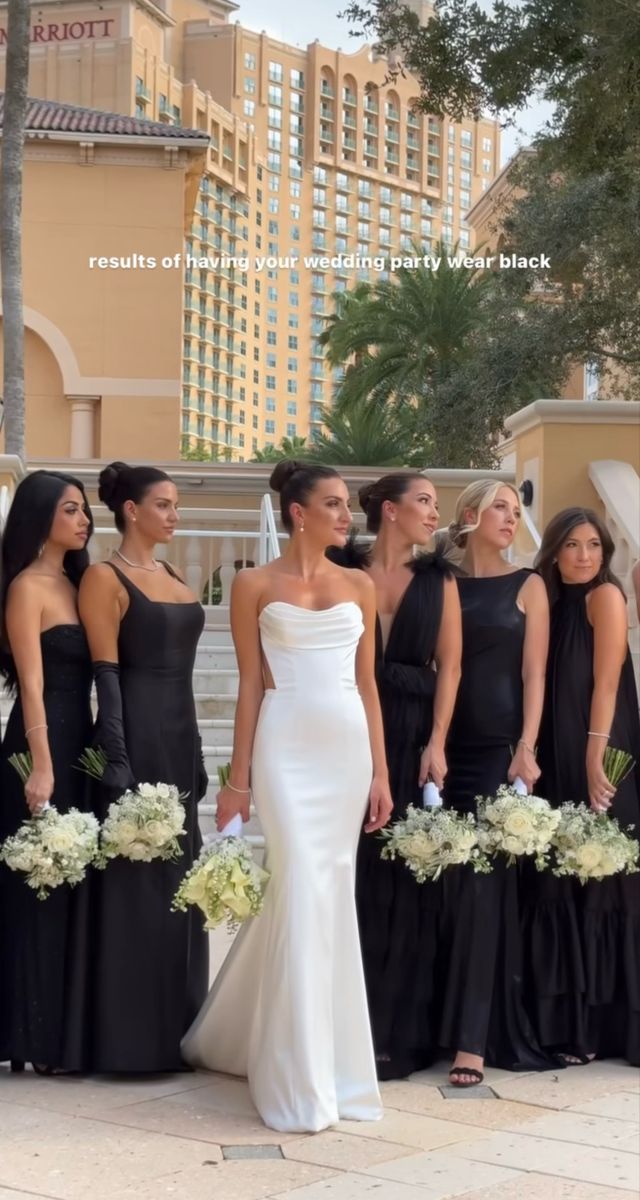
[233, 0, 554, 166]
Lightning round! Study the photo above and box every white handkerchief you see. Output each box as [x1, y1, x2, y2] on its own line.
[422, 781, 442, 808]
[512, 776, 528, 796]
[218, 813, 243, 838]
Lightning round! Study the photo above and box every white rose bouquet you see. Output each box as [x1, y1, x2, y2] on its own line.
[380, 805, 492, 882]
[476, 784, 561, 868]
[97, 782, 186, 867]
[172, 837, 270, 931]
[0, 807, 100, 900]
[552, 803, 639, 884]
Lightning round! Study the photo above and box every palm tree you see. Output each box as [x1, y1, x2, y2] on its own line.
[322, 243, 491, 403]
[251, 435, 308, 463]
[0, 0, 31, 459]
[308, 395, 413, 467]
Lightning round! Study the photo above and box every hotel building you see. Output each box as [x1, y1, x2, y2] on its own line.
[0, 0, 500, 460]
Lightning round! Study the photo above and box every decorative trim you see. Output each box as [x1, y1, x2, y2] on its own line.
[505, 399, 640, 437]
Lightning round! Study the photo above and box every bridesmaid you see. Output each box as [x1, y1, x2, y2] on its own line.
[331, 473, 462, 1078]
[79, 461, 208, 1072]
[0, 471, 94, 1072]
[441, 479, 550, 1086]
[528, 508, 639, 1065]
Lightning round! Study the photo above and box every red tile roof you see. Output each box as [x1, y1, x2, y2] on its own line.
[0, 95, 209, 141]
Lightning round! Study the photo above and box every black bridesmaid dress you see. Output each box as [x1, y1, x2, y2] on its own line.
[525, 581, 640, 1065]
[329, 541, 452, 1078]
[90, 564, 209, 1072]
[0, 625, 93, 1070]
[440, 570, 549, 1070]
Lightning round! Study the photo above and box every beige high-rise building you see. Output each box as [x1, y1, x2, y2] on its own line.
[0, 0, 500, 461]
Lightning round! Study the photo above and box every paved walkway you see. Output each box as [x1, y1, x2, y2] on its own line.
[1, 1057, 637, 1199]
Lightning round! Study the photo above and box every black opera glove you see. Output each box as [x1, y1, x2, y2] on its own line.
[93, 660, 136, 794]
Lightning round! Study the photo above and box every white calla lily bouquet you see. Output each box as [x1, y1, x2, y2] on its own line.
[171, 762, 269, 930]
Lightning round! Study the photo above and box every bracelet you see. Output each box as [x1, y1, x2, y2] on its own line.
[25, 723, 48, 737]
[225, 781, 251, 795]
[518, 739, 536, 755]
[588, 731, 610, 740]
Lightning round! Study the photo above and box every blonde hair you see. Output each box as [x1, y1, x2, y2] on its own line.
[448, 480, 521, 548]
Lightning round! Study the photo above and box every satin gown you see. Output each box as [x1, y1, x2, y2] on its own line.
[524, 581, 640, 1064]
[0, 626, 93, 1069]
[182, 601, 382, 1133]
[90, 565, 209, 1072]
[441, 570, 549, 1070]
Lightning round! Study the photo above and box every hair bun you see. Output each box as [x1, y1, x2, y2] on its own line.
[98, 461, 129, 509]
[358, 482, 376, 513]
[269, 459, 305, 494]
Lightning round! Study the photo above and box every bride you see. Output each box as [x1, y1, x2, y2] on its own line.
[182, 460, 393, 1132]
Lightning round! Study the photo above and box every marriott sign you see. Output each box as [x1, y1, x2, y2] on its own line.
[0, 18, 116, 45]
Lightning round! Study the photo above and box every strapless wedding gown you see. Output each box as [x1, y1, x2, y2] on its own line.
[182, 601, 382, 1133]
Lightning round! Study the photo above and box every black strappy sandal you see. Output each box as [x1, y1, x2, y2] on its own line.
[448, 1065, 484, 1088]
[554, 1052, 595, 1068]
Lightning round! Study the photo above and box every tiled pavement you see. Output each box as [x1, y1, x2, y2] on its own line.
[1, 1057, 637, 1200]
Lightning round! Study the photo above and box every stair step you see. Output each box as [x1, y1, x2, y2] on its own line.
[193, 669, 238, 695]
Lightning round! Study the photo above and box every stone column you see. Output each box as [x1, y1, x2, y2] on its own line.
[67, 395, 99, 458]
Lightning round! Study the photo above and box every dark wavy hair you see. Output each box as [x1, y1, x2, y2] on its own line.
[358, 472, 431, 534]
[98, 460, 172, 533]
[535, 507, 624, 605]
[0, 471, 93, 689]
[269, 459, 341, 534]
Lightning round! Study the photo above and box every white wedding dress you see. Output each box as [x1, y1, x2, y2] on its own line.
[181, 600, 382, 1133]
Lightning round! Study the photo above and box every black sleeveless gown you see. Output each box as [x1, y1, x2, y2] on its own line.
[440, 570, 549, 1070]
[90, 565, 209, 1072]
[524, 581, 640, 1065]
[329, 541, 452, 1078]
[0, 625, 94, 1069]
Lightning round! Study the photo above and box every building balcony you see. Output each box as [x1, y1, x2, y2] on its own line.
[320, 83, 335, 98]
[135, 81, 152, 101]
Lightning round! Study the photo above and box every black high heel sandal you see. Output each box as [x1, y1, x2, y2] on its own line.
[10, 1060, 25, 1073]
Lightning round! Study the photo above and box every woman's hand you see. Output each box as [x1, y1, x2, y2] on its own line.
[364, 774, 393, 833]
[24, 767, 54, 815]
[586, 757, 616, 813]
[215, 783, 251, 831]
[419, 739, 447, 790]
[507, 743, 540, 792]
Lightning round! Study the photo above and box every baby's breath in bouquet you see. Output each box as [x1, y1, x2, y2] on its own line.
[0, 807, 100, 899]
[97, 782, 186, 867]
[476, 785, 561, 869]
[380, 805, 491, 882]
[552, 803, 639, 884]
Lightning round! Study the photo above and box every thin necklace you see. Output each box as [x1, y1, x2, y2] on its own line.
[114, 548, 159, 572]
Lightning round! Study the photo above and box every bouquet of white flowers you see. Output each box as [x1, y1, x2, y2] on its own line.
[380, 805, 492, 882]
[552, 803, 639, 883]
[0, 807, 100, 899]
[476, 784, 561, 868]
[97, 782, 186, 866]
[172, 836, 269, 931]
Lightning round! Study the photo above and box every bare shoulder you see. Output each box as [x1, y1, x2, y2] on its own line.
[588, 581, 627, 618]
[231, 566, 265, 601]
[347, 566, 374, 600]
[7, 570, 46, 606]
[79, 562, 120, 596]
[520, 571, 547, 602]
